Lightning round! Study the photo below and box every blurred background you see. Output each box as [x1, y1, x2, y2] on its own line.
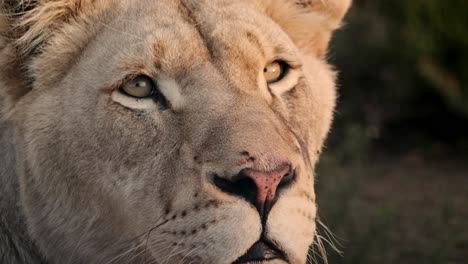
[314, 1, 468, 263]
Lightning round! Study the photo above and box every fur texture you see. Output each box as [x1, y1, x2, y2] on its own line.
[0, 0, 350, 263]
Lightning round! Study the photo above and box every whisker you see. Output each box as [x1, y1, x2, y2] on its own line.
[160, 247, 191, 264]
[126, 215, 168, 244]
[65, 219, 91, 264]
[123, 216, 172, 263]
[306, 249, 317, 264]
[103, 241, 142, 264]
[160, 237, 187, 264]
[143, 240, 176, 264]
[178, 245, 202, 264]
[308, 242, 321, 264]
[310, 216, 344, 264]
[124, 236, 168, 264]
[103, 215, 168, 264]
[316, 219, 343, 256]
[314, 232, 329, 264]
[144, 238, 177, 260]
[316, 234, 341, 255]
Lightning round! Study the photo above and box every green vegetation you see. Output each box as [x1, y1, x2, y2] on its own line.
[393, 0, 468, 115]
[311, 1, 468, 263]
[333, 0, 468, 121]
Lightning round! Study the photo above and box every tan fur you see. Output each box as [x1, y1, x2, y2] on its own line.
[0, 0, 350, 263]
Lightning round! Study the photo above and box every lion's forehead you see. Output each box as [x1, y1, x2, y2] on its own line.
[110, 0, 294, 78]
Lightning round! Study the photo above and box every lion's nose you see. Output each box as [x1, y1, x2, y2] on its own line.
[213, 163, 295, 219]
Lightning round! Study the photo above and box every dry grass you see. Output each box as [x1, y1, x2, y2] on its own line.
[313, 154, 468, 264]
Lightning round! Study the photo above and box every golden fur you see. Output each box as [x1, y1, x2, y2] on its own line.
[0, 0, 350, 263]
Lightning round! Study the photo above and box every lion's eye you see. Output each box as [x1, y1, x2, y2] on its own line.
[264, 61, 288, 83]
[120, 75, 155, 98]
[118, 75, 170, 109]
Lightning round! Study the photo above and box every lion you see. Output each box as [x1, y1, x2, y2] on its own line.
[0, 0, 351, 263]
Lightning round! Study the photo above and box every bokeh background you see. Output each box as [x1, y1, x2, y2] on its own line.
[313, 1, 468, 263]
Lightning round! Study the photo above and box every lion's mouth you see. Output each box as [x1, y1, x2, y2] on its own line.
[233, 239, 286, 264]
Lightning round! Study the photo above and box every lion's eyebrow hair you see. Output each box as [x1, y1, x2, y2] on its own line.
[97, 21, 145, 41]
[273, 45, 289, 57]
[152, 42, 166, 69]
[245, 31, 265, 58]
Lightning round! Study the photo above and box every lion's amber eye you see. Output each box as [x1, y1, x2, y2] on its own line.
[120, 75, 155, 98]
[264, 61, 287, 83]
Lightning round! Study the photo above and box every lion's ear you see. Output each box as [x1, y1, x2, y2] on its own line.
[4, 0, 90, 56]
[0, 0, 90, 112]
[256, 0, 352, 57]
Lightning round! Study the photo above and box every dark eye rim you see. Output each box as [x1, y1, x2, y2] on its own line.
[118, 74, 170, 109]
[266, 60, 290, 84]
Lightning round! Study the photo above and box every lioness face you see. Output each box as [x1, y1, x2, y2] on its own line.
[1, 0, 350, 263]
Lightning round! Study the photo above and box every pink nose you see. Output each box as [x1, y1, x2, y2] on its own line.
[242, 164, 292, 209]
[213, 163, 295, 218]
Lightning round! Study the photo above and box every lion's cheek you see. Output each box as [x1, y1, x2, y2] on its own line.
[148, 202, 262, 263]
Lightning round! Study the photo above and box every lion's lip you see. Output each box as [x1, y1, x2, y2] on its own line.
[232, 240, 286, 264]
